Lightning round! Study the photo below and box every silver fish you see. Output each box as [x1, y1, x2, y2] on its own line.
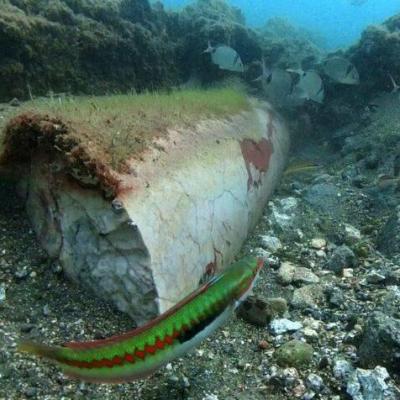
[204, 41, 244, 73]
[322, 57, 359, 85]
[255, 58, 292, 107]
[291, 70, 324, 104]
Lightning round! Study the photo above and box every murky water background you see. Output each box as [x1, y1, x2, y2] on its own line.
[160, 0, 400, 49]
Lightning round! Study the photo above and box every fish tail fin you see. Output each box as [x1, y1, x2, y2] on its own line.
[261, 57, 269, 76]
[388, 73, 400, 93]
[18, 340, 64, 363]
[203, 40, 213, 54]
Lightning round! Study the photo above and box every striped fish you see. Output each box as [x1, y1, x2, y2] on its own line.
[18, 256, 263, 383]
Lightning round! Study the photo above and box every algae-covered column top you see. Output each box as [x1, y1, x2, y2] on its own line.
[0, 88, 252, 195]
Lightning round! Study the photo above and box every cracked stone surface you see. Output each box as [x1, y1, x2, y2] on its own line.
[16, 100, 289, 322]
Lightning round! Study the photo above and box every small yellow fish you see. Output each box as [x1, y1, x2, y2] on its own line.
[284, 161, 319, 176]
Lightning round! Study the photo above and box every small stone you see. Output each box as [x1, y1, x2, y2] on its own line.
[182, 376, 190, 388]
[293, 267, 320, 285]
[43, 304, 50, 316]
[258, 340, 269, 350]
[20, 323, 35, 333]
[14, 267, 30, 280]
[254, 248, 280, 269]
[278, 261, 296, 284]
[292, 382, 306, 398]
[52, 263, 63, 274]
[236, 296, 269, 327]
[366, 270, 386, 284]
[9, 98, 20, 107]
[354, 242, 370, 258]
[260, 235, 282, 253]
[344, 224, 362, 243]
[275, 340, 314, 368]
[326, 245, 356, 275]
[111, 199, 125, 214]
[306, 373, 324, 393]
[303, 327, 319, 342]
[23, 387, 37, 398]
[343, 268, 354, 278]
[311, 238, 326, 249]
[202, 394, 219, 400]
[326, 286, 345, 308]
[168, 375, 179, 384]
[265, 297, 288, 319]
[315, 250, 326, 258]
[333, 358, 354, 381]
[302, 391, 316, 400]
[282, 367, 299, 387]
[270, 319, 303, 335]
[0, 284, 5, 305]
[291, 284, 324, 309]
[238, 296, 287, 326]
[385, 269, 400, 285]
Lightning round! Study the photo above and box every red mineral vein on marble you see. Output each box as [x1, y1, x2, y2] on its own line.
[240, 111, 276, 191]
[240, 138, 273, 191]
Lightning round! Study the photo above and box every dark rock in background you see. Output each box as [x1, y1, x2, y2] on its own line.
[325, 245, 356, 275]
[377, 207, 400, 258]
[358, 311, 400, 374]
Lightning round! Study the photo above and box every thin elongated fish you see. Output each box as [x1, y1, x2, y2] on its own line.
[18, 256, 263, 383]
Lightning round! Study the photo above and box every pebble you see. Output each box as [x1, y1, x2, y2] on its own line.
[366, 270, 386, 284]
[260, 235, 282, 253]
[278, 261, 296, 284]
[202, 394, 219, 400]
[275, 340, 314, 368]
[310, 238, 326, 249]
[293, 267, 320, 285]
[315, 250, 326, 258]
[265, 297, 288, 319]
[236, 296, 270, 326]
[9, 98, 20, 107]
[270, 319, 303, 335]
[333, 358, 354, 380]
[291, 285, 324, 309]
[303, 327, 319, 342]
[326, 245, 356, 275]
[14, 267, 30, 280]
[344, 224, 362, 243]
[0, 284, 5, 305]
[254, 248, 281, 268]
[343, 268, 354, 278]
[20, 323, 35, 333]
[306, 373, 324, 392]
[282, 367, 299, 387]
[258, 340, 269, 350]
[43, 304, 50, 316]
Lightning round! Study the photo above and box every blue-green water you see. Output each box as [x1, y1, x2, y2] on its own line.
[160, 0, 400, 49]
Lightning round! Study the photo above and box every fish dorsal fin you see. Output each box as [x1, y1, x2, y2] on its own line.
[388, 73, 400, 93]
[203, 41, 214, 54]
[64, 272, 225, 350]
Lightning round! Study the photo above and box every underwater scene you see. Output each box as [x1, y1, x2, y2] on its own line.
[0, 0, 400, 399]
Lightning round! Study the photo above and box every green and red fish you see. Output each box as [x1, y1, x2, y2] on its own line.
[18, 256, 263, 383]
